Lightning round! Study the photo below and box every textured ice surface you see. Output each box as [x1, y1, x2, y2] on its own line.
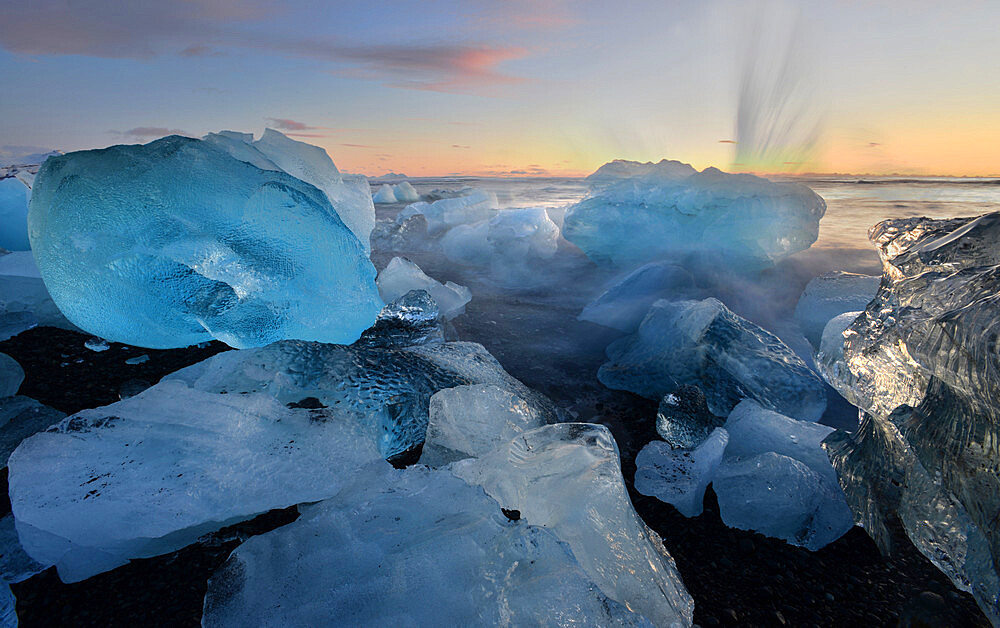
[166, 340, 557, 459]
[452, 423, 694, 627]
[372, 184, 397, 204]
[585, 159, 697, 184]
[0, 514, 46, 583]
[0, 176, 30, 251]
[419, 384, 547, 467]
[0, 396, 65, 467]
[441, 207, 559, 285]
[392, 181, 420, 202]
[634, 428, 729, 517]
[656, 385, 726, 449]
[599, 298, 827, 420]
[564, 164, 825, 269]
[7, 379, 384, 582]
[404, 189, 499, 236]
[794, 272, 879, 347]
[819, 212, 1000, 623]
[355, 290, 446, 349]
[579, 262, 696, 333]
[203, 464, 653, 627]
[0, 251, 75, 330]
[0, 583, 14, 628]
[28, 135, 382, 349]
[0, 354, 23, 397]
[376, 256, 470, 319]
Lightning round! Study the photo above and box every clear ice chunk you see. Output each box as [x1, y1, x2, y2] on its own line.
[0, 514, 47, 583]
[793, 271, 879, 348]
[376, 256, 471, 320]
[634, 428, 729, 517]
[656, 385, 726, 449]
[354, 290, 446, 349]
[599, 298, 827, 420]
[0, 354, 23, 397]
[28, 135, 382, 349]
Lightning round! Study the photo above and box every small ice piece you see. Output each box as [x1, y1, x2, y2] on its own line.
[165, 339, 558, 459]
[793, 272, 879, 347]
[372, 184, 397, 204]
[28, 135, 382, 349]
[441, 208, 560, 286]
[84, 338, 110, 352]
[0, 513, 47, 583]
[405, 189, 499, 236]
[376, 257, 470, 320]
[634, 428, 729, 517]
[714, 452, 852, 551]
[202, 464, 653, 627]
[7, 380, 384, 582]
[0, 582, 14, 628]
[392, 181, 420, 202]
[354, 290, 446, 349]
[452, 423, 694, 627]
[599, 298, 827, 420]
[579, 262, 697, 332]
[124, 354, 149, 365]
[0, 396, 66, 467]
[0, 176, 30, 251]
[0, 354, 23, 397]
[656, 385, 725, 449]
[418, 384, 546, 467]
[0, 251, 76, 330]
[564, 163, 825, 269]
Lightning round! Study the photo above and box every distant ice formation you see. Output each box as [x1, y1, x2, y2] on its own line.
[372, 184, 397, 203]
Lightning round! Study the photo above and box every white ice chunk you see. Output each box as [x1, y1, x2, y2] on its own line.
[28, 136, 382, 349]
[452, 423, 694, 627]
[419, 384, 546, 467]
[392, 181, 420, 202]
[794, 272, 879, 347]
[202, 464, 653, 627]
[7, 379, 384, 582]
[405, 189, 499, 236]
[441, 208, 559, 286]
[586, 159, 697, 185]
[372, 184, 397, 204]
[634, 428, 729, 517]
[376, 257, 471, 320]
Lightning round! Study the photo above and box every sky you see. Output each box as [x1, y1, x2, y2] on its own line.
[1, 0, 998, 177]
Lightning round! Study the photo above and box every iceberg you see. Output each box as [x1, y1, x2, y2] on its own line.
[372, 184, 397, 204]
[376, 256, 471, 319]
[579, 262, 696, 333]
[0, 176, 30, 251]
[634, 428, 729, 517]
[0, 251, 75, 331]
[7, 379, 384, 582]
[656, 384, 725, 449]
[392, 181, 420, 202]
[165, 339, 558, 459]
[203, 464, 653, 627]
[452, 423, 694, 627]
[793, 271, 879, 347]
[28, 135, 382, 349]
[599, 298, 827, 420]
[419, 384, 546, 467]
[585, 159, 697, 185]
[0, 354, 23, 397]
[564, 163, 826, 269]
[818, 212, 1000, 623]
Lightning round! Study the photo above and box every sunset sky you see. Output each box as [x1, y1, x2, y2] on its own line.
[1, 0, 998, 177]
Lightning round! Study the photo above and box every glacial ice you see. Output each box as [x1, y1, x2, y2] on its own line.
[452, 423, 695, 627]
[203, 464, 653, 627]
[0, 396, 65, 466]
[0, 513, 47, 583]
[441, 207, 560, 285]
[403, 189, 499, 236]
[634, 428, 729, 517]
[563, 163, 826, 269]
[656, 384, 726, 449]
[165, 339, 558, 458]
[376, 256, 471, 320]
[419, 384, 546, 467]
[0, 176, 30, 251]
[7, 379, 384, 582]
[0, 251, 75, 330]
[355, 290, 447, 349]
[28, 135, 382, 349]
[599, 298, 827, 420]
[819, 212, 1000, 623]
[372, 184, 397, 204]
[392, 181, 420, 202]
[794, 272, 879, 347]
[585, 159, 697, 185]
[0, 354, 23, 397]
[579, 262, 696, 333]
